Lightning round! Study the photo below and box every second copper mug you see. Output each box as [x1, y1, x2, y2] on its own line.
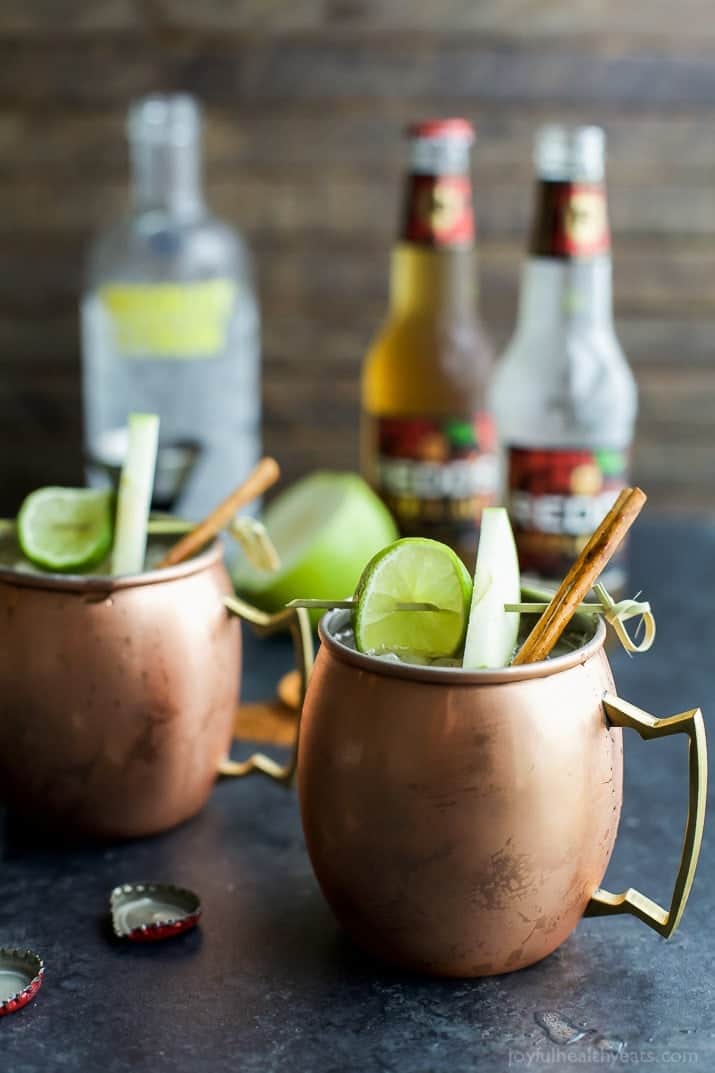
[0, 542, 312, 839]
[231, 600, 707, 978]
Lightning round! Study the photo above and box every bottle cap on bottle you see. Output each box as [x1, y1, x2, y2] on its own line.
[127, 93, 201, 147]
[401, 118, 475, 246]
[535, 125, 605, 183]
[407, 118, 475, 141]
[407, 117, 475, 176]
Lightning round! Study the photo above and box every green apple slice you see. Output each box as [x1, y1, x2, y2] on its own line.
[462, 507, 521, 669]
[232, 472, 398, 622]
[111, 412, 159, 575]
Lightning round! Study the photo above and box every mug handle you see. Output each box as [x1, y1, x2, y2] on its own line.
[219, 595, 314, 785]
[584, 692, 707, 937]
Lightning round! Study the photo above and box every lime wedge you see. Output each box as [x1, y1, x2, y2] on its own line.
[233, 472, 398, 621]
[17, 487, 114, 573]
[462, 507, 521, 669]
[354, 538, 472, 658]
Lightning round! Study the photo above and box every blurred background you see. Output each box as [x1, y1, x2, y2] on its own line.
[0, 0, 713, 515]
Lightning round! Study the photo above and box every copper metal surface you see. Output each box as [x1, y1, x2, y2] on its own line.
[297, 609, 705, 977]
[0, 542, 240, 838]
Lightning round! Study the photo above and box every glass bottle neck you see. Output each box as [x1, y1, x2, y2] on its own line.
[129, 138, 204, 218]
[515, 175, 614, 333]
[391, 130, 477, 317]
[389, 244, 477, 318]
[529, 179, 610, 259]
[515, 257, 614, 337]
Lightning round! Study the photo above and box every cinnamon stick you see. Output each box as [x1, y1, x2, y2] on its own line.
[512, 486, 647, 665]
[158, 456, 280, 568]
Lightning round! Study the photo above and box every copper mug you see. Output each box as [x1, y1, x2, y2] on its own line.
[231, 600, 707, 978]
[0, 543, 311, 839]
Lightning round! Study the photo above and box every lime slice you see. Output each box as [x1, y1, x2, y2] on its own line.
[354, 538, 472, 658]
[17, 487, 114, 573]
[462, 507, 521, 669]
[233, 472, 398, 622]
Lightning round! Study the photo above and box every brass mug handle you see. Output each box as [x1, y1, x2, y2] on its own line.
[219, 596, 314, 785]
[585, 693, 707, 937]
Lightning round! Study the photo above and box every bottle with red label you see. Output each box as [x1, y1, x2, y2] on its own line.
[489, 124, 638, 593]
[361, 118, 497, 568]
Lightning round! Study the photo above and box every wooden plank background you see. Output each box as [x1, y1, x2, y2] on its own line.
[1, 0, 714, 514]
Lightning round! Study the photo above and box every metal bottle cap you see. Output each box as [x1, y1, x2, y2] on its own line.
[127, 93, 201, 147]
[535, 124, 606, 182]
[407, 117, 475, 175]
[0, 948, 44, 1017]
[407, 118, 475, 142]
[110, 883, 202, 942]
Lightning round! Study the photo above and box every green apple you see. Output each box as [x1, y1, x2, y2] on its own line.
[232, 471, 398, 622]
[462, 507, 521, 669]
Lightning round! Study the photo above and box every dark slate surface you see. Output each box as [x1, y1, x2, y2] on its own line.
[1, 518, 713, 1072]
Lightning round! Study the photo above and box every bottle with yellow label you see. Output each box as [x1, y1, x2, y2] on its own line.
[361, 119, 497, 569]
[81, 94, 260, 516]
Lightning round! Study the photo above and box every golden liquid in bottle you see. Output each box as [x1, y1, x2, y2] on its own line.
[361, 243, 495, 569]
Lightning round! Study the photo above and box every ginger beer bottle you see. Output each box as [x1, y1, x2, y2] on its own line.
[361, 119, 498, 568]
[490, 125, 637, 593]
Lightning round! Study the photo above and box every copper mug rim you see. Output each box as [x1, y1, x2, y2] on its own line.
[317, 601, 607, 686]
[0, 538, 224, 594]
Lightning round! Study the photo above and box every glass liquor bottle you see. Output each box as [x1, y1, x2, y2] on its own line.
[81, 93, 260, 516]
